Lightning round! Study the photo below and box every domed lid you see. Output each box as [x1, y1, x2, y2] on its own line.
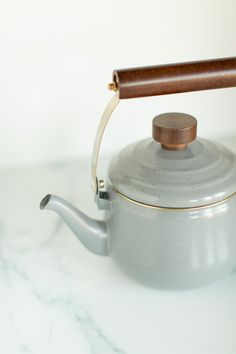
[108, 113, 236, 208]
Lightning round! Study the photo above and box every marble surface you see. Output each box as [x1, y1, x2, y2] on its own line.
[1, 158, 236, 354]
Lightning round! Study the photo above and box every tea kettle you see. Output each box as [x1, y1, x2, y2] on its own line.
[40, 57, 236, 289]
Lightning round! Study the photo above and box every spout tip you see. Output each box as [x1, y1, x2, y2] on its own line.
[40, 194, 51, 210]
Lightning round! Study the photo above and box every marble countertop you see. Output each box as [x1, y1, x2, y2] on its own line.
[1, 158, 236, 354]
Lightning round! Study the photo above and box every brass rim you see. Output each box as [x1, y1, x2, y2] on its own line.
[110, 185, 236, 211]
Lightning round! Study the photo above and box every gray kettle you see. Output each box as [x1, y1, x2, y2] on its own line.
[40, 57, 236, 289]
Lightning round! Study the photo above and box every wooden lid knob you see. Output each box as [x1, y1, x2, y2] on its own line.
[152, 113, 197, 150]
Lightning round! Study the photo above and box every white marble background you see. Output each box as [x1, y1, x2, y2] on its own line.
[0, 158, 236, 354]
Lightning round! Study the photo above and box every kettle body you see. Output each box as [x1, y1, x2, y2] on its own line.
[105, 134, 236, 289]
[107, 184, 236, 289]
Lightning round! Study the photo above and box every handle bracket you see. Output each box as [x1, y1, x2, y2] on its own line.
[91, 92, 119, 199]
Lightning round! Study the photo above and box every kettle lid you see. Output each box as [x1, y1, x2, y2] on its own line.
[108, 113, 236, 208]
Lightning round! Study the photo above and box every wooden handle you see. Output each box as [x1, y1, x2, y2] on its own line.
[112, 57, 236, 99]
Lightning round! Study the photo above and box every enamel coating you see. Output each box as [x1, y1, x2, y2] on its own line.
[40, 135, 236, 289]
[40, 194, 108, 256]
[108, 138, 236, 208]
[106, 186, 236, 289]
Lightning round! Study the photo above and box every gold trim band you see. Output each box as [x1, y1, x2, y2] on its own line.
[110, 185, 236, 211]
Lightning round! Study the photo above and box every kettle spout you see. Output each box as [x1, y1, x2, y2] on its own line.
[40, 194, 108, 256]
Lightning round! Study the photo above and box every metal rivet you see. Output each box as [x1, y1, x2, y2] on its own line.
[108, 82, 118, 91]
[99, 179, 105, 189]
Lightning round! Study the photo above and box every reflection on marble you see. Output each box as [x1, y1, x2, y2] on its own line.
[0, 159, 236, 354]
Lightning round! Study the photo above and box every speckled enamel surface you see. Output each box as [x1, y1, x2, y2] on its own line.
[108, 138, 236, 208]
[107, 185, 236, 289]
